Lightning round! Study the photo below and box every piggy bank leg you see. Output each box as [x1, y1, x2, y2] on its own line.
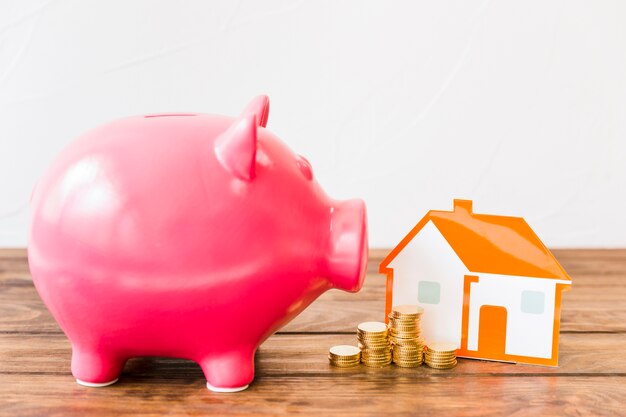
[200, 350, 255, 392]
[71, 345, 125, 387]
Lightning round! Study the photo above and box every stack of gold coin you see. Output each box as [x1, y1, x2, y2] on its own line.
[424, 342, 457, 369]
[328, 345, 361, 367]
[357, 322, 392, 367]
[388, 305, 425, 367]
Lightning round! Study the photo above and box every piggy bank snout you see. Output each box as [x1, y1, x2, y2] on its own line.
[325, 199, 368, 293]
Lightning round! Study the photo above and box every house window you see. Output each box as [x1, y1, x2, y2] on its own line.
[418, 281, 440, 304]
[521, 290, 545, 314]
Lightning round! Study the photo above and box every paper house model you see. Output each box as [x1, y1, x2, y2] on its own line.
[379, 199, 571, 366]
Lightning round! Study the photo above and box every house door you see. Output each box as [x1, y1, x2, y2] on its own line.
[478, 305, 508, 358]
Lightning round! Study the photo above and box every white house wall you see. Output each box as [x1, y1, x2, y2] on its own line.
[389, 221, 468, 347]
[466, 273, 559, 359]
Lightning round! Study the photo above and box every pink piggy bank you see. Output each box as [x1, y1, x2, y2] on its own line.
[28, 96, 368, 392]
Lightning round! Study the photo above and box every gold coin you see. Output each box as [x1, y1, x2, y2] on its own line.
[358, 337, 388, 343]
[330, 361, 360, 368]
[389, 326, 419, 332]
[394, 350, 423, 356]
[425, 354, 456, 360]
[362, 359, 392, 364]
[424, 353, 456, 360]
[328, 357, 360, 364]
[390, 333, 420, 339]
[358, 321, 388, 333]
[390, 331, 420, 337]
[394, 352, 422, 357]
[424, 347, 455, 353]
[393, 345, 423, 351]
[390, 332, 420, 337]
[389, 318, 421, 324]
[358, 342, 389, 348]
[394, 357, 422, 363]
[358, 329, 388, 335]
[424, 351, 455, 356]
[330, 361, 361, 367]
[393, 350, 423, 356]
[390, 339, 422, 346]
[390, 336, 421, 343]
[362, 348, 391, 354]
[389, 330, 419, 335]
[424, 351, 456, 357]
[391, 343, 423, 349]
[329, 356, 361, 362]
[393, 356, 423, 361]
[390, 314, 421, 320]
[329, 353, 361, 359]
[425, 359, 455, 365]
[362, 349, 392, 356]
[358, 336, 389, 342]
[362, 356, 392, 361]
[426, 360, 457, 369]
[357, 336, 389, 342]
[394, 341, 424, 347]
[393, 361, 423, 368]
[358, 342, 388, 347]
[362, 353, 392, 359]
[425, 357, 456, 363]
[391, 305, 424, 317]
[390, 335, 420, 339]
[329, 350, 361, 356]
[357, 331, 388, 337]
[389, 327, 419, 334]
[393, 352, 424, 358]
[360, 346, 390, 352]
[424, 356, 456, 362]
[425, 342, 457, 353]
[361, 352, 391, 359]
[425, 359, 457, 366]
[425, 351, 457, 357]
[389, 317, 420, 324]
[359, 344, 389, 349]
[358, 341, 390, 348]
[389, 324, 420, 331]
[363, 362, 391, 368]
[329, 345, 361, 357]
[330, 360, 361, 365]
[358, 341, 388, 347]
[363, 352, 391, 357]
[389, 318, 419, 324]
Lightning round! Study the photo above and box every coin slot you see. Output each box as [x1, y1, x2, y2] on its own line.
[145, 114, 197, 118]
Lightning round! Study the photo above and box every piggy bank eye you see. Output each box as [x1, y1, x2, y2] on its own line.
[296, 155, 313, 181]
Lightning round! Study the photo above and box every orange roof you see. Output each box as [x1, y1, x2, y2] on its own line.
[380, 200, 571, 281]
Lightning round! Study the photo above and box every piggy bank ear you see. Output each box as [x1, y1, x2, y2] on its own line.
[241, 95, 270, 128]
[215, 114, 257, 181]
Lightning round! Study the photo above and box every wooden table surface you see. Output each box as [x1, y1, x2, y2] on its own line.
[1, 248, 625, 416]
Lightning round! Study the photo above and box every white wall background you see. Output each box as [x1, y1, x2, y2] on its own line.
[1, 0, 625, 248]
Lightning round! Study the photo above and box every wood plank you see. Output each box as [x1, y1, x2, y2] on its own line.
[1, 374, 624, 417]
[2, 248, 626, 416]
[2, 269, 625, 334]
[2, 332, 625, 376]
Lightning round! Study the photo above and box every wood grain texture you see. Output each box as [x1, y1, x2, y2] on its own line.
[1, 248, 625, 416]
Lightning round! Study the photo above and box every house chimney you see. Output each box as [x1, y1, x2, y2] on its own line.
[454, 199, 473, 213]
